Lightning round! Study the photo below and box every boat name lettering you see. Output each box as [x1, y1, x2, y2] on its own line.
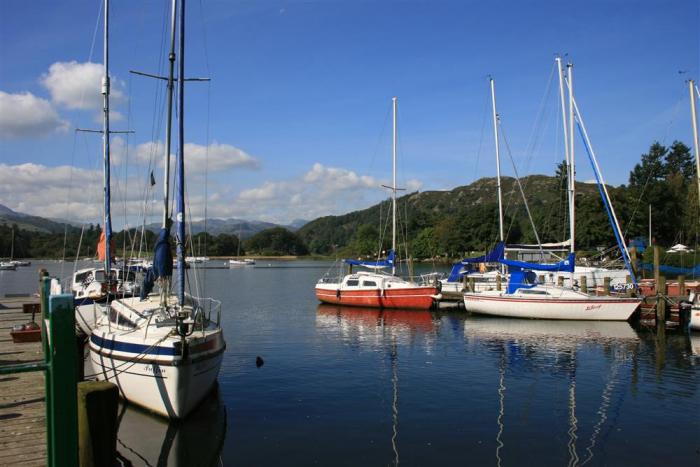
[585, 304, 602, 311]
[144, 364, 165, 375]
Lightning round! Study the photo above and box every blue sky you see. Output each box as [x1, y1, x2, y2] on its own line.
[0, 0, 697, 228]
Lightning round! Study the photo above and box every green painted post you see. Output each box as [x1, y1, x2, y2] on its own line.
[39, 276, 52, 464]
[47, 294, 79, 467]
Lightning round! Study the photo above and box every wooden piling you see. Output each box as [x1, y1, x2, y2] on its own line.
[468, 277, 475, 293]
[653, 246, 660, 288]
[626, 275, 633, 297]
[657, 275, 666, 323]
[557, 276, 564, 287]
[678, 275, 686, 297]
[496, 274, 502, 291]
[604, 277, 611, 295]
[580, 275, 587, 294]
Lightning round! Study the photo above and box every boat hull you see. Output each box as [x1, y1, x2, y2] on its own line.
[88, 331, 225, 419]
[315, 286, 438, 310]
[463, 292, 640, 321]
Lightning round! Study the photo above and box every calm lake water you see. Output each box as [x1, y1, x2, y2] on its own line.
[2, 260, 699, 466]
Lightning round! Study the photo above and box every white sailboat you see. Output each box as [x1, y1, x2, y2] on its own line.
[88, 0, 226, 419]
[315, 97, 440, 310]
[464, 59, 641, 320]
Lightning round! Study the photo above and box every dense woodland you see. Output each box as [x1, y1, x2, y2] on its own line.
[1, 141, 698, 264]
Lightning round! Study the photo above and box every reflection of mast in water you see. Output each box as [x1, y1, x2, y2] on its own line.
[567, 350, 579, 467]
[581, 354, 626, 466]
[390, 339, 399, 466]
[495, 351, 506, 467]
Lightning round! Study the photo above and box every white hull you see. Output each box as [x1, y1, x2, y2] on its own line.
[88, 295, 225, 418]
[89, 343, 223, 418]
[690, 305, 700, 332]
[464, 288, 640, 321]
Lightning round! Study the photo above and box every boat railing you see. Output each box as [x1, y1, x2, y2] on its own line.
[191, 296, 222, 332]
[318, 274, 343, 284]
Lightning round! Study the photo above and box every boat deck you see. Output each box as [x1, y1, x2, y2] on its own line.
[0, 295, 46, 466]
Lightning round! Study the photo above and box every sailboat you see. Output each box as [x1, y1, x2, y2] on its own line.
[464, 59, 641, 320]
[1, 228, 18, 270]
[229, 222, 255, 266]
[315, 97, 440, 310]
[88, 0, 226, 419]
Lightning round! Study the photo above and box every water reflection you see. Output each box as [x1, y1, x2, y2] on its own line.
[465, 318, 640, 467]
[315, 304, 438, 346]
[115, 387, 226, 467]
[316, 304, 439, 466]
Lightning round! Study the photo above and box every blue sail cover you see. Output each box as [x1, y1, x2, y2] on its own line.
[446, 242, 505, 282]
[344, 250, 395, 268]
[640, 262, 700, 276]
[500, 253, 576, 273]
[153, 227, 173, 279]
[502, 253, 575, 294]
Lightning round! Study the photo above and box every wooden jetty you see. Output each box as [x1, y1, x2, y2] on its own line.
[0, 295, 46, 466]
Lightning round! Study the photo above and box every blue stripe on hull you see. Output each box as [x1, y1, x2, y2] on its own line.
[91, 333, 178, 356]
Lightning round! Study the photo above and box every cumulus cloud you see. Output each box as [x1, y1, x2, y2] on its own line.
[41, 61, 125, 120]
[236, 163, 423, 222]
[112, 139, 260, 174]
[0, 91, 69, 138]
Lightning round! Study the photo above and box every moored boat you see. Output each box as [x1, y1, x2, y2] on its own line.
[314, 97, 439, 310]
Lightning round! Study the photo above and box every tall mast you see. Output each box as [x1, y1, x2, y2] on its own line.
[490, 77, 505, 243]
[690, 79, 700, 209]
[163, 0, 177, 229]
[102, 0, 112, 275]
[567, 62, 575, 255]
[556, 57, 573, 254]
[176, 0, 186, 304]
[391, 96, 397, 276]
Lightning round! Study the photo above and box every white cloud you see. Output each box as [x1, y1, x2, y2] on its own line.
[41, 61, 125, 119]
[112, 139, 260, 174]
[235, 163, 423, 222]
[0, 91, 69, 138]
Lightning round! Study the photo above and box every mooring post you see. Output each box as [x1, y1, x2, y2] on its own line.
[626, 275, 633, 297]
[47, 294, 79, 467]
[496, 274, 502, 291]
[630, 246, 638, 278]
[657, 275, 666, 324]
[468, 277, 475, 293]
[557, 276, 564, 287]
[604, 277, 611, 296]
[653, 245, 660, 290]
[580, 275, 587, 294]
[678, 275, 686, 297]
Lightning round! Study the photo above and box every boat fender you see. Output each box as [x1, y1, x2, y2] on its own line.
[336, 289, 341, 300]
[435, 280, 442, 293]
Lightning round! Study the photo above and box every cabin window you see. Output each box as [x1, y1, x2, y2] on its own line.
[362, 281, 377, 287]
[346, 279, 360, 287]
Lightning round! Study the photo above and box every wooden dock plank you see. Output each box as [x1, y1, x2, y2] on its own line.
[0, 296, 47, 467]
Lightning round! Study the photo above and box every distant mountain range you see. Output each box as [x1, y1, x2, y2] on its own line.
[0, 204, 80, 234]
[0, 203, 307, 238]
[145, 218, 308, 239]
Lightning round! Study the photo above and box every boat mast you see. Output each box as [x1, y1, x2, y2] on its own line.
[567, 62, 575, 256]
[689, 79, 700, 209]
[392, 96, 397, 276]
[102, 0, 113, 276]
[162, 0, 177, 230]
[556, 58, 574, 255]
[490, 78, 505, 244]
[176, 0, 186, 304]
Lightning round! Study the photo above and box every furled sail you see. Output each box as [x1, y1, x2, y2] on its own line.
[97, 231, 116, 261]
[344, 250, 396, 269]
